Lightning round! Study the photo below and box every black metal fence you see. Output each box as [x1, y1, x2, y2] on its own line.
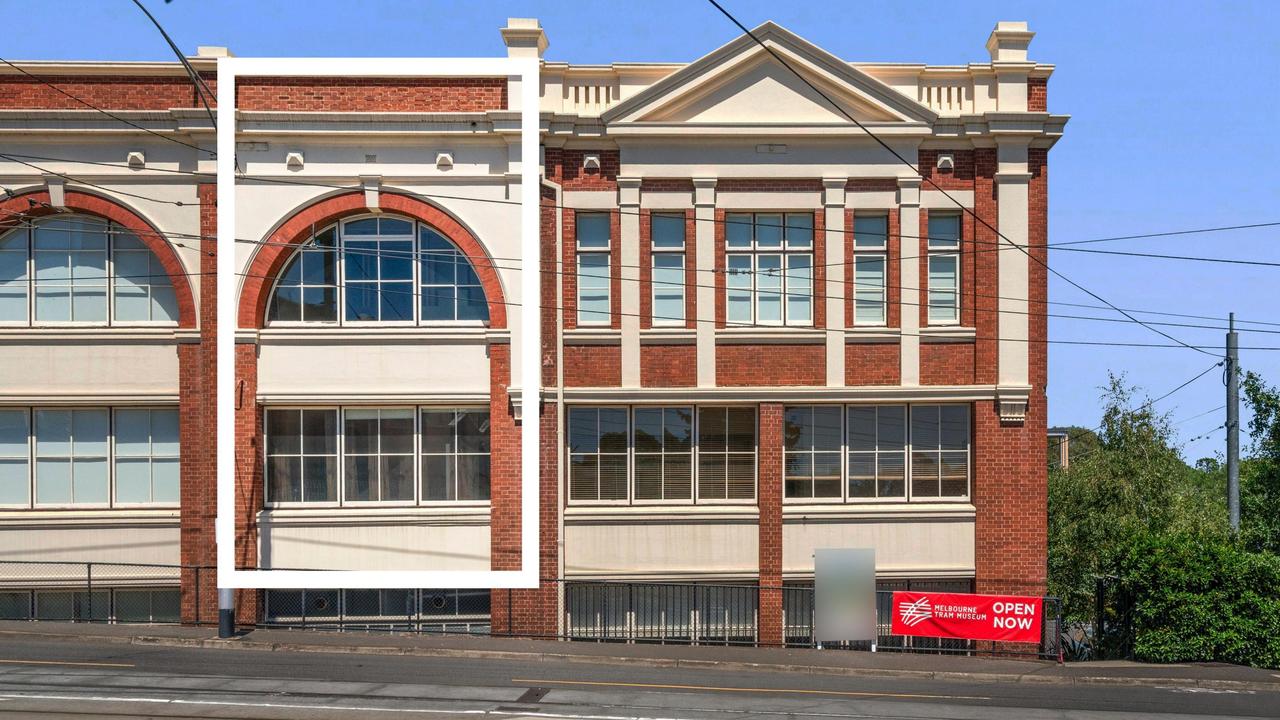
[0, 561, 1062, 659]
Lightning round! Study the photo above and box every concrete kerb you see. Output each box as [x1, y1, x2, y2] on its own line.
[1, 627, 1276, 694]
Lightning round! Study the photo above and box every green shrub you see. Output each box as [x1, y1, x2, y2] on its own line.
[1116, 532, 1280, 668]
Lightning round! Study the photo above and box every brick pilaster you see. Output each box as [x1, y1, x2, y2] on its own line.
[757, 402, 784, 646]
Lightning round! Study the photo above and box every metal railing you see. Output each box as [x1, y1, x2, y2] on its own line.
[0, 561, 1062, 659]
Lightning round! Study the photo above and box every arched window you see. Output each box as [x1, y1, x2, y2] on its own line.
[267, 215, 491, 325]
[0, 216, 178, 325]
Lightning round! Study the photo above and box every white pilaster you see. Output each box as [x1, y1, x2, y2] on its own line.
[693, 178, 717, 388]
[897, 177, 922, 387]
[619, 177, 642, 388]
[996, 140, 1031, 388]
[823, 178, 846, 387]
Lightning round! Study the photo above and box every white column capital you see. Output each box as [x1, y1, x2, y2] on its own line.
[897, 177, 921, 207]
[822, 177, 847, 207]
[692, 177, 717, 207]
[617, 176, 641, 206]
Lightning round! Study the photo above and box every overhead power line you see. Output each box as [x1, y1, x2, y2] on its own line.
[129, 0, 216, 129]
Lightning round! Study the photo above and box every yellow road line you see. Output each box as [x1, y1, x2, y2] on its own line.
[0, 658, 135, 668]
[512, 678, 988, 701]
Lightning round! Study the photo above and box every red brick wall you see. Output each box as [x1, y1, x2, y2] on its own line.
[640, 344, 697, 387]
[714, 209, 727, 328]
[235, 77, 506, 112]
[920, 342, 976, 385]
[757, 403, 784, 646]
[717, 344, 824, 386]
[974, 149, 999, 384]
[179, 183, 217, 624]
[1028, 77, 1047, 112]
[845, 343, 901, 386]
[973, 150, 1049, 598]
[488, 343, 521, 573]
[564, 345, 622, 387]
[0, 75, 201, 109]
[918, 149, 975, 191]
[545, 148, 619, 190]
[232, 342, 261, 622]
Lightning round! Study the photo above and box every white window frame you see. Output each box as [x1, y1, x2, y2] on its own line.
[782, 406, 844, 502]
[575, 212, 612, 327]
[419, 407, 492, 505]
[341, 407, 417, 506]
[111, 408, 180, 508]
[851, 213, 888, 326]
[926, 213, 961, 326]
[781, 403, 970, 505]
[265, 214, 491, 328]
[566, 405, 757, 507]
[631, 405, 695, 503]
[565, 406, 631, 504]
[0, 214, 180, 328]
[0, 406, 180, 510]
[650, 212, 686, 327]
[262, 405, 492, 509]
[724, 212, 813, 327]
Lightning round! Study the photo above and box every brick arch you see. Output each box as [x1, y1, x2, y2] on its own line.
[238, 191, 508, 329]
[0, 188, 197, 328]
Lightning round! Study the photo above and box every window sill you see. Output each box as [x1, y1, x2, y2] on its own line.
[716, 327, 825, 345]
[253, 325, 503, 345]
[782, 502, 975, 521]
[0, 507, 179, 527]
[564, 504, 759, 523]
[845, 327, 901, 343]
[0, 326, 181, 343]
[640, 327, 696, 344]
[259, 505, 490, 527]
[563, 327, 622, 345]
[920, 326, 976, 342]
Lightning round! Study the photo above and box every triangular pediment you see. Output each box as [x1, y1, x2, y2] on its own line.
[604, 22, 937, 127]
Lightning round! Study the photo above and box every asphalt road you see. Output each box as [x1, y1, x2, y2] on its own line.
[0, 636, 1274, 719]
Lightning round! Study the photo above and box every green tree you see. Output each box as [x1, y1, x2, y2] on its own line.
[1241, 372, 1280, 554]
[1048, 374, 1219, 619]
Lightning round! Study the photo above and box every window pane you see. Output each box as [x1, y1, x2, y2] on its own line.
[928, 214, 961, 248]
[726, 454, 755, 499]
[652, 213, 685, 248]
[456, 410, 490, 454]
[113, 409, 150, 456]
[697, 453, 725, 500]
[567, 408, 599, 454]
[847, 407, 875, 452]
[725, 255, 753, 324]
[755, 214, 783, 248]
[854, 256, 885, 324]
[939, 451, 969, 497]
[421, 410, 456, 454]
[457, 453, 490, 500]
[576, 214, 610, 249]
[939, 405, 969, 449]
[785, 214, 813, 249]
[598, 409, 628, 453]
[664, 454, 692, 500]
[35, 458, 71, 504]
[72, 458, 108, 504]
[879, 406, 906, 450]
[380, 282, 413, 321]
[301, 287, 336, 322]
[812, 407, 842, 451]
[345, 283, 379, 321]
[911, 452, 939, 497]
[698, 408, 726, 452]
[813, 452, 841, 497]
[726, 408, 756, 451]
[380, 454, 414, 501]
[0, 459, 28, 505]
[301, 410, 337, 455]
[568, 453, 598, 501]
[634, 454, 661, 500]
[423, 453, 455, 501]
[928, 255, 959, 324]
[879, 451, 906, 498]
[599, 455, 628, 501]
[911, 406, 940, 448]
[785, 254, 812, 324]
[303, 456, 336, 502]
[577, 254, 610, 324]
[854, 215, 888, 248]
[114, 458, 151, 503]
[0, 410, 28, 456]
[266, 410, 300, 455]
[73, 410, 108, 456]
[783, 407, 811, 452]
[652, 254, 684, 324]
[725, 214, 752, 248]
[784, 453, 811, 498]
[633, 408, 662, 453]
[344, 410, 379, 455]
[664, 408, 692, 452]
[848, 454, 875, 498]
[152, 410, 179, 456]
[344, 454, 375, 501]
[756, 254, 782, 323]
[268, 456, 301, 502]
[152, 457, 180, 504]
[380, 410, 415, 454]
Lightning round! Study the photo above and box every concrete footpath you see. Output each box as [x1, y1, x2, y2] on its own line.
[1, 620, 1277, 694]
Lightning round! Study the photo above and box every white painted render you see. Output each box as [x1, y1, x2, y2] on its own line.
[0, 337, 179, 401]
[257, 510, 490, 571]
[783, 515, 975, 578]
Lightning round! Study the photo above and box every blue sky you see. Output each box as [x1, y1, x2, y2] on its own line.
[7, 1, 1278, 462]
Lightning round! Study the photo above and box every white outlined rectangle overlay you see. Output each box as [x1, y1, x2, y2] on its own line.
[216, 57, 539, 589]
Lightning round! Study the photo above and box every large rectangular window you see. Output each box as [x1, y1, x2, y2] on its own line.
[782, 404, 968, 503]
[0, 407, 178, 508]
[725, 212, 812, 326]
[567, 406, 755, 504]
[927, 214, 960, 325]
[650, 213, 686, 326]
[576, 213, 611, 325]
[343, 217, 415, 322]
[852, 214, 888, 325]
[265, 407, 489, 506]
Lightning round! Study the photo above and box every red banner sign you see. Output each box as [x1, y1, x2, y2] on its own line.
[890, 591, 1042, 644]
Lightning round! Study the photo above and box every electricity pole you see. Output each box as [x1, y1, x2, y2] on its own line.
[1226, 312, 1239, 533]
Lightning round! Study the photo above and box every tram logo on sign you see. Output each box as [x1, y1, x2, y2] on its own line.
[898, 596, 933, 627]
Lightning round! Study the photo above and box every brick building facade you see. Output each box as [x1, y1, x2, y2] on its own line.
[0, 19, 1064, 637]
